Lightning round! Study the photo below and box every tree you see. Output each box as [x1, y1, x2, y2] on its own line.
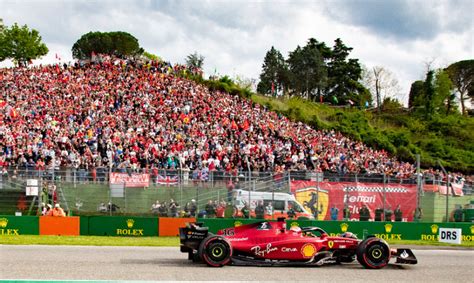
[257, 46, 288, 96]
[72, 31, 143, 60]
[287, 40, 327, 100]
[424, 70, 436, 119]
[434, 69, 456, 115]
[362, 66, 401, 112]
[408, 80, 424, 109]
[446, 60, 474, 115]
[326, 38, 364, 104]
[0, 23, 48, 66]
[185, 52, 205, 69]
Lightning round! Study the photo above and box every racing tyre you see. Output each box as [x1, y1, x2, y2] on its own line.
[356, 237, 390, 269]
[198, 235, 232, 267]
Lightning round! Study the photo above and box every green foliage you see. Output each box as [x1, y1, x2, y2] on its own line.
[446, 60, 474, 115]
[287, 39, 328, 100]
[143, 51, 161, 61]
[248, 93, 474, 173]
[0, 23, 48, 65]
[185, 52, 204, 69]
[72, 31, 143, 59]
[381, 97, 403, 112]
[408, 80, 424, 109]
[326, 38, 364, 101]
[257, 46, 289, 95]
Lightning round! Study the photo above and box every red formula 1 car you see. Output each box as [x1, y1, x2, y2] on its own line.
[179, 218, 417, 268]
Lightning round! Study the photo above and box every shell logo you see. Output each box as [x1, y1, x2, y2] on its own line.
[234, 221, 242, 227]
[384, 223, 393, 233]
[126, 219, 135, 228]
[431, 224, 438, 234]
[0, 218, 8, 228]
[300, 243, 317, 258]
[340, 223, 349, 232]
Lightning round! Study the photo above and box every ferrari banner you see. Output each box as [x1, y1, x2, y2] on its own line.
[291, 181, 418, 221]
[109, 173, 150, 188]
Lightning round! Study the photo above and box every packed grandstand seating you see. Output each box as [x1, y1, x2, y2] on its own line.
[0, 54, 448, 180]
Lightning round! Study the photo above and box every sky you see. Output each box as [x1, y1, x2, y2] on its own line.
[0, 0, 473, 104]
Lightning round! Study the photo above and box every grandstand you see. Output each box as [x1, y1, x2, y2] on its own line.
[0, 55, 471, 220]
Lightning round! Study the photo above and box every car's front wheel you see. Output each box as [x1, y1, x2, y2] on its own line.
[356, 237, 390, 269]
[198, 235, 232, 267]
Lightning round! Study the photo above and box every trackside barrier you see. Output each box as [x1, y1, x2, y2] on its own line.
[198, 219, 474, 242]
[158, 217, 196, 236]
[0, 216, 39, 235]
[39, 216, 80, 236]
[86, 216, 158, 236]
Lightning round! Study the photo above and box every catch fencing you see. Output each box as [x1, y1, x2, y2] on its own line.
[0, 168, 472, 223]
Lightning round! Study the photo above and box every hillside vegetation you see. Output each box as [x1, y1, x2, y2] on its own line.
[251, 95, 474, 173]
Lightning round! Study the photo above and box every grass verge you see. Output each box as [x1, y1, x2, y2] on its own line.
[0, 235, 179, 246]
[1, 235, 472, 248]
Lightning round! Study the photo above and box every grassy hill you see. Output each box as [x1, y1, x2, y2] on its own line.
[251, 95, 474, 173]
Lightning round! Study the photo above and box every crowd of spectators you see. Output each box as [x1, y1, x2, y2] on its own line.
[0, 54, 443, 180]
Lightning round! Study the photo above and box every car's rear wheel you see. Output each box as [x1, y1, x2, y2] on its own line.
[198, 235, 232, 267]
[356, 237, 390, 269]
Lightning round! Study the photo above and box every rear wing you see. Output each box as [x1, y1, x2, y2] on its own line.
[179, 222, 209, 253]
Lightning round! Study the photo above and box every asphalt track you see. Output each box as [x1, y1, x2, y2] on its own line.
[0, 245, 473, 282]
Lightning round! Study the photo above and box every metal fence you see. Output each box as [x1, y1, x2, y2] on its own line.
[0, 168, 472, 222]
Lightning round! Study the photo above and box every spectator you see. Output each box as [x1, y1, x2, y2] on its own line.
[169, 199, 179, 217]
[374, 207, 383, 221]
[216, 200, 226, 218]
[287, 204, 296, 219]
[384, 206, 393, 222]
[48, 203, 66, 217]
[343, 204, 351, 220]
[158, 201, 168, 217]
[394, 204, 402, 222]
[205, 200, 216, 218]
[265, 201, 273, 217]
[255, 201, 265, 219]
[98, 202, 108, 213]
[359, 204, 370, 221]
[241, 202, 250, 218]
[107, 202, 120, 212]
[189, 199, 197, 217]
[151, 200, 161, 215]
[330, 204, 339, 221]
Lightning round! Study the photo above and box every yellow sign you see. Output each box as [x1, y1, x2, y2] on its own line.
[470, 225, 474, 234]
[116, 219, 143, 236]
[0, 218, 7, 228]
[290, 222, 299, 228]
[431, 224, 439, 234]
[384, 224, 393, 233]
[340, 223, 349, 232]
[328, 241, 334, 248]
[234, 221, 242, 227]
[0, 218, 19, 235]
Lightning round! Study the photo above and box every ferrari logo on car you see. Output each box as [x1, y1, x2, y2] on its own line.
[328, 241, 334, 248]
[301, 243, 317, 258]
